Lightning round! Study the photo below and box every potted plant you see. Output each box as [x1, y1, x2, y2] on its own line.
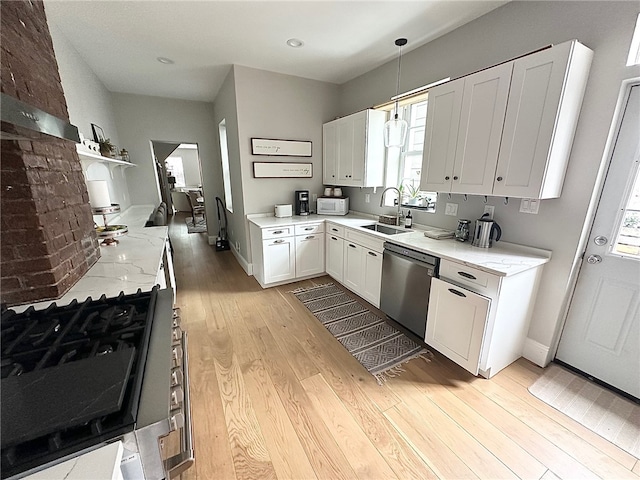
[403, 182, 422, 205]
[98, 138, 115, 158]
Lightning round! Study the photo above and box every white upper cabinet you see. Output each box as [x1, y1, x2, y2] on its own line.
[494, 41, 593, 198]
[420, 40, 593, 199]
[452, 63, 513, 194]
[323, 109, 386, 187]
[419, 78, 464, 192]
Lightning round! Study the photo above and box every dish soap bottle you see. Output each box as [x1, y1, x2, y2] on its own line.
[405, 210, 412, 228]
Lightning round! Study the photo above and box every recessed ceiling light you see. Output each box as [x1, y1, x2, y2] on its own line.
[286, 38, 304, 48]
[157, 57, 175, 64]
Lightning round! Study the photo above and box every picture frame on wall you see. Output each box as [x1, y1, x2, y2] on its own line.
[251, 138, 312, 157]
[91, 124, 106, 143]
[253, 162, 313, 178]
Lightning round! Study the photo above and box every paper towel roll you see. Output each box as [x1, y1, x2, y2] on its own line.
[87, 180, 111, 208]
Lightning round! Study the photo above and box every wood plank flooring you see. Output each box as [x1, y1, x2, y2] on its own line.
[170, 214, 639, 480]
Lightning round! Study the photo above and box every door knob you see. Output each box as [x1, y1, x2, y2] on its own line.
[586, 254, 602, 264]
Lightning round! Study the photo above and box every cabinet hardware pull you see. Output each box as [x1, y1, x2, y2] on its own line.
[273, 240, 284, 244]
[445, 176, 450, 180]
[496, 176, 503, 181]
[458, 271, 477, 280]
[273, 230, 284, 234]
[304, 227, 313, 230]
[348, 244, 356, 248]
[331, 236, 338, 240]
[453, 176, 459, 180]
[448, 288, 467, 298]
[305, 236, 314, 240]
[368, 251, 377, 256]
[332, 228, 338, 231]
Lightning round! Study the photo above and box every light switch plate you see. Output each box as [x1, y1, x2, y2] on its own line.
[445, 203, 458, 216]
[483, 205, 495, 219]
[519, 198, 539, 214]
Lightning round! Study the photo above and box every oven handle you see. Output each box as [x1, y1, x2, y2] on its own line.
[166, 331, 194, 478]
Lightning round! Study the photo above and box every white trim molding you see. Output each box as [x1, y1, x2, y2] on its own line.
[522, 338, 551, 367]
[208, 235, 253, 276]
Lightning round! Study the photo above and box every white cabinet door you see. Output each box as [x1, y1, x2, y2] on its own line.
[325, 234, 344, 282]
[420, 78, 464, 192]
[349, 111, 367, 184]
[263, 238, 296, 284]
[452, 63, 513, 195]
[337, 118, 355, 183]
[295, 234, 325, 277]
[494, 41, 592, 198]
[426, 278, 491, 375]
[322, 122, 338, 184]
[361, 249, 383, 307]
[343, 241, 363, 293]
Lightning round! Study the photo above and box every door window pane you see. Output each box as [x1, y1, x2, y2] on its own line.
[613, 166, 640, 257]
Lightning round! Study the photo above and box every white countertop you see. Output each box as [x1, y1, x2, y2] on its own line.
[248, 212, 551, 276]
[14, 205, 167, 312]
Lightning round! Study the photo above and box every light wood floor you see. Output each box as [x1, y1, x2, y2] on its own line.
[170, 214, 640, 480]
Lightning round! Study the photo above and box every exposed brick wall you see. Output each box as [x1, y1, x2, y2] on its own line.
[1, 0, 100, 306]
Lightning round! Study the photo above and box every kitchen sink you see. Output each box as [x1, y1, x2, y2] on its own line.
[361, 224, 405, 235]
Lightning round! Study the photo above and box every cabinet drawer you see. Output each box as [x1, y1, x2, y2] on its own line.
[344, 228, 384, 253]
[325, 223, 345, 238]
[262, 226, 294, 239]
[439, 259, 500, 297]
[294, 223, 324, 236]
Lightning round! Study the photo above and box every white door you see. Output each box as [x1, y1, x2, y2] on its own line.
[419, 78, 464, 192]
[452, 62, 513, 195]
[426, 278, 491, 375]
[343, 241, 363, 293]
[556, 81, 640, 399]
[263, 238, 295, 284]
[337, 118, 354, 183]
[322, 122, 338, 184]
[295, 235, 324, 277]
[361, 249, 383, 308]
[325, 234, 344, 282]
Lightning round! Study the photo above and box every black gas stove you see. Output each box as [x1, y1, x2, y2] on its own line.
[0, 287, 171, 479]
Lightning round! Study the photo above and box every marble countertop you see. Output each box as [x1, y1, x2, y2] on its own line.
[248, 212, 551, 276]
[14, 205, 167, 312]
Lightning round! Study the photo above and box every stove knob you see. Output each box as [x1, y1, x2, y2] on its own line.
[170, 386, 184, 409]
[171, 367, 184, 386]
[170, 412, 185, 431]
[172, 346, 183, 367]
[172, 326, 183, 342]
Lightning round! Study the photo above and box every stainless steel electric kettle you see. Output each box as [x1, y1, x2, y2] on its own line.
[472, 213, 502, 248]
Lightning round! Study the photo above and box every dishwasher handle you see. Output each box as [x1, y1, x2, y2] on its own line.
[383, 248, 438, 274]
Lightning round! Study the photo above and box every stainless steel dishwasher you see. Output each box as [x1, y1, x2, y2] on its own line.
[380, 242, 439, 338]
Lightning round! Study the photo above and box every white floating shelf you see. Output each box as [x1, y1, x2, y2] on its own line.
[76, 145, 136, 178]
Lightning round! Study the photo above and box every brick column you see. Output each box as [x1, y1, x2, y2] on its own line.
[1, 0, 100, 306]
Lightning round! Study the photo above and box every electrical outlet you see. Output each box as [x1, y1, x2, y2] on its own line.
[312, 193, 317, 202]
[365, 193, 370, 203]
[483, 205, 495, 219]
[445, 203, 458, 216]
[235, 240, 240, 251]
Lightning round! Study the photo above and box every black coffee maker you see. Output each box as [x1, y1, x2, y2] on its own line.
[295, 190, 310, 216]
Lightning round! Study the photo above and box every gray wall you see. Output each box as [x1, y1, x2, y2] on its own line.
[228, 65, 340, 262]
[110, 93, 224, 228]
[212, 67, 246, 257]
[337, 0, 640, 359]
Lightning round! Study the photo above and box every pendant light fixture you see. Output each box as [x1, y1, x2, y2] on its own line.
[384, 38, 408, 148]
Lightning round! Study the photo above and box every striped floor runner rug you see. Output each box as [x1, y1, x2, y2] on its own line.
[292, 283, 429, 382]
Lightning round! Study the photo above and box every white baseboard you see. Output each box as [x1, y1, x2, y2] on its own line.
[522, 338, 550, 367]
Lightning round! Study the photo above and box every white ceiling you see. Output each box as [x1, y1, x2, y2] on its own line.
[44, 1, 508, 103]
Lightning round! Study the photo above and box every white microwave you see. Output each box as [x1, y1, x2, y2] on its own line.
[317, 197, 349, 216]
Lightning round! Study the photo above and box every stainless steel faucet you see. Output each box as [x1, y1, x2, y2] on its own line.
[379, 187, 402, 224]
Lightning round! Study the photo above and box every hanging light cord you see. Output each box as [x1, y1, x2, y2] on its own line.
[393, 38, 407, 120]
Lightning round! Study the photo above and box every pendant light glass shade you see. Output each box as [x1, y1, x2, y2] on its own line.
[384, 38, 408, 148]
[383, 114, 408, 147]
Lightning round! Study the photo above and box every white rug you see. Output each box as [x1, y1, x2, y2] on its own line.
[529, 363, 640, 458]
[185, 216, 206, 233]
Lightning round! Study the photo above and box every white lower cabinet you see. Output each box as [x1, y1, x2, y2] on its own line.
[426, 259, 543, 378]
[250, 222, 324, 288]
[426, 278, 490, 375]
[343, 241, 363, 293]
[263, 237, 296, 284]
[361, 249, 383, 307]
[295, 234, 324, 277]
[325, 233, 344, 282]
